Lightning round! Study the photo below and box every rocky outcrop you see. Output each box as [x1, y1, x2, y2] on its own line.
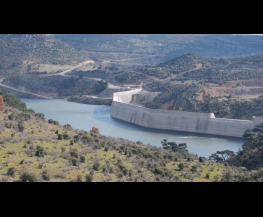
[91, 127, 100, 135]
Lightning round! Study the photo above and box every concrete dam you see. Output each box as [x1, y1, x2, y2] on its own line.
[110, 89, 263, 138]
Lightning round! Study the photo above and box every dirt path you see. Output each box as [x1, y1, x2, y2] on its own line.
[52, 60, 95, 76]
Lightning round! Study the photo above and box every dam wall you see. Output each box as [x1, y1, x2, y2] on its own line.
[110, 90, 263, 138]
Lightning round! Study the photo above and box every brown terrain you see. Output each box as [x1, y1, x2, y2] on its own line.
[206, 78, 263, 98]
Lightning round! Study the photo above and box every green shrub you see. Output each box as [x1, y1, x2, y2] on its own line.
[42, 170, 51, 181]
[63, 133, 69, 140]
[70, 149, 79, 159]
[20, 172, 37, 182]
[85, 175, 93, 182]
[35, 146, 45, 157]
[191, 166, 197, 173]
[35, 113, 45, 119]
[48, 119, 59, 125]
[57, 134, 63, 140]
[80, 156, 85, 163]
[199, 157, 205, 163]
[178, 163, 185, 171]
[76, 175, 82, 182]
[93, 161, 100, 171]
[71, 158, 79, 167]
[18, 121, 25, 132]
[7, 167, 16, 177]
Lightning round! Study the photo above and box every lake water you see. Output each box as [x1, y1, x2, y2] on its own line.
[21, 99, 244, 158]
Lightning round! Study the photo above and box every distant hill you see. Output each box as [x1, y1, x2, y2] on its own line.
[143, 53, 263, 84]
[0, 34, 89, 75]
[140, 53, 263, 119]
[51, 34, 263, 60]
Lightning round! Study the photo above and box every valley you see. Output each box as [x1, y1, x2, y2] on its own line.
[1, 34, 263, 182]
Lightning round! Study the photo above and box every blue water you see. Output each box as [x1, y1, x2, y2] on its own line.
[22, 99, 244, 158]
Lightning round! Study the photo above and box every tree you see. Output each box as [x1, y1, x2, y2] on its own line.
[161, 139, 188, 153]
[209, 150, 235, 162]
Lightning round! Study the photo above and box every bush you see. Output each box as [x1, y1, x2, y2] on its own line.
[57, 133, 69, 140]
[57, 134, 63, 140]
[63, 133, 69, 140]
[42, 170, 51, 181]
[70, 149, 79, 158]
[48, 119, 59, 125]
[35, 146, 45, 157]
[61, 147, 66, 153]
[55, 172, 67, 179]
[71, 158, 79, 167]
[93, 161, 100, 171]
[85, 175, 93, 182]
[20, 172, 37, 182]
[80, 156, 85, 163]
[199, 157, 205, 163]
[178, 163, 185, 171]
[7, 167, 16, 177]
[76, 175, 83, 182]
[35, 113, 45, 119]
[191, 166, 197, 173]
[18, 121, 25, 132]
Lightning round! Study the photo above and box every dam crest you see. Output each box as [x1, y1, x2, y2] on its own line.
[110, 89, 263, 138]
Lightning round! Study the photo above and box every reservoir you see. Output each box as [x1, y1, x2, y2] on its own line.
[22, 99, 244, 158]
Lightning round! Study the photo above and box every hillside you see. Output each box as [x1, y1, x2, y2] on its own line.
[0, 34, 89, 76]
[52, 34, 263, 60]
[2, 75, 108, 99]
[1, 89, 263, 182]
[0, 89, 233, 182]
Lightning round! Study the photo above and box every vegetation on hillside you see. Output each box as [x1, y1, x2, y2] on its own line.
[3, 75, 108, 98]
[0, 34, 88, 75]
[226, 124, 263, 171]
[52, 34, 263, 60]
[1, 90, 263, 182]
[145, 84, 263, 120]
[205, 124, 263, 182]
[0, 90, 232, 182]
